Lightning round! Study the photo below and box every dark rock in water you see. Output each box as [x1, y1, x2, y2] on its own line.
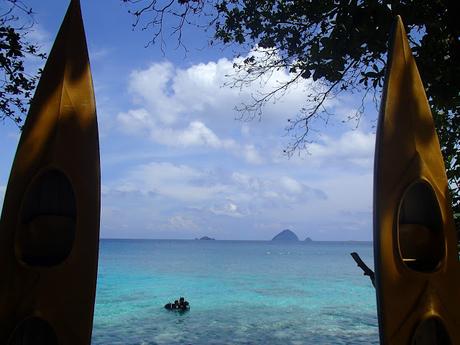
[271, 229, 299, 241]
[199, 236, 215, 240]
[304, 237, 313, 242]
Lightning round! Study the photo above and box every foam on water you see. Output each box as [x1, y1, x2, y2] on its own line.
[92, 240, 378, 344]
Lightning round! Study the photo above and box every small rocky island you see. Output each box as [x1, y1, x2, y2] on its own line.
[197, 236, 215, 240]
[304, 237, 313, 242]
[271, 229, 299, 242]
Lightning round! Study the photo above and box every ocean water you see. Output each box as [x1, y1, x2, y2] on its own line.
[92, 240, 378, 345]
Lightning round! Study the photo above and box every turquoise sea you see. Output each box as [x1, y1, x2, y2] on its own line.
[92, 240, 378, 345]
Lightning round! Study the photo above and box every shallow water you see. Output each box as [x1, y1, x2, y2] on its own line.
[92, 240, 378, 344]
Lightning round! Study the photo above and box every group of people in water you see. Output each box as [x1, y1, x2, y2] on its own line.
[164, 297, 190, 311]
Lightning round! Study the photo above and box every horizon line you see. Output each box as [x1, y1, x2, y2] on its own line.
[99, 237, 373, 242]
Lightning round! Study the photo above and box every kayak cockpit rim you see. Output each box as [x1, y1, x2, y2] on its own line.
[396, 178, 445, 273]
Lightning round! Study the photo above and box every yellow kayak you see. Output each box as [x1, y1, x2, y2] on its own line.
[374, 16, 460, 344]
[0, 0, 100, 344]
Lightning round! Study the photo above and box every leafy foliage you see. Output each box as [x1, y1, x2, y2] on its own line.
[0, 0, 45, 126]
[125, 0, 459, 228]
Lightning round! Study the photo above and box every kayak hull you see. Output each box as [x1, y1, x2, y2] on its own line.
[373, 16, 460, 344]
[0, 1, 100, 344]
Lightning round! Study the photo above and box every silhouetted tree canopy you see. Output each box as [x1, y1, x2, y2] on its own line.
[126, 0, 459, 225]
[0, 0, 45, 126]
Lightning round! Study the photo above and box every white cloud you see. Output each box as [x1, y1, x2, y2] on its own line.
[172, 59, 237, 113]
[117, 53, 324, 164]
[117, 108, 154, 135]
[309, 130, 375, 167]
[115, 162, 222, 202]
[174, 121, 220, 147]
[89, 47, 110, 61]
[229, 171, 326, 205]
[167, 215, 198, 230]
[210, 200, 244, 217]
[117, 51, 377, 170]
[116, 109, 263, 164]
[150, 120, 236, 149]
[100, 158, 375, 240]
[272, 129, 375, 170]
[128, 62, 184, 125]
[135, 55, 308, 128]
[279, 176, 304, 194]
[242, 144, 264, 164]
[105, 161, 326, 213]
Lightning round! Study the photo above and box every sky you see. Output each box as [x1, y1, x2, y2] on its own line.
[0, 0, 378, 241]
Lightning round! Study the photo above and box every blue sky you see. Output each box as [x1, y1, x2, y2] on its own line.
[0, 0, 377, 240]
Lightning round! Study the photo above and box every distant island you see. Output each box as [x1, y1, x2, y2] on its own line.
[304, 237, 313, 242]
[196, 236, 215, 240]
[271, 229, 299, 242]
